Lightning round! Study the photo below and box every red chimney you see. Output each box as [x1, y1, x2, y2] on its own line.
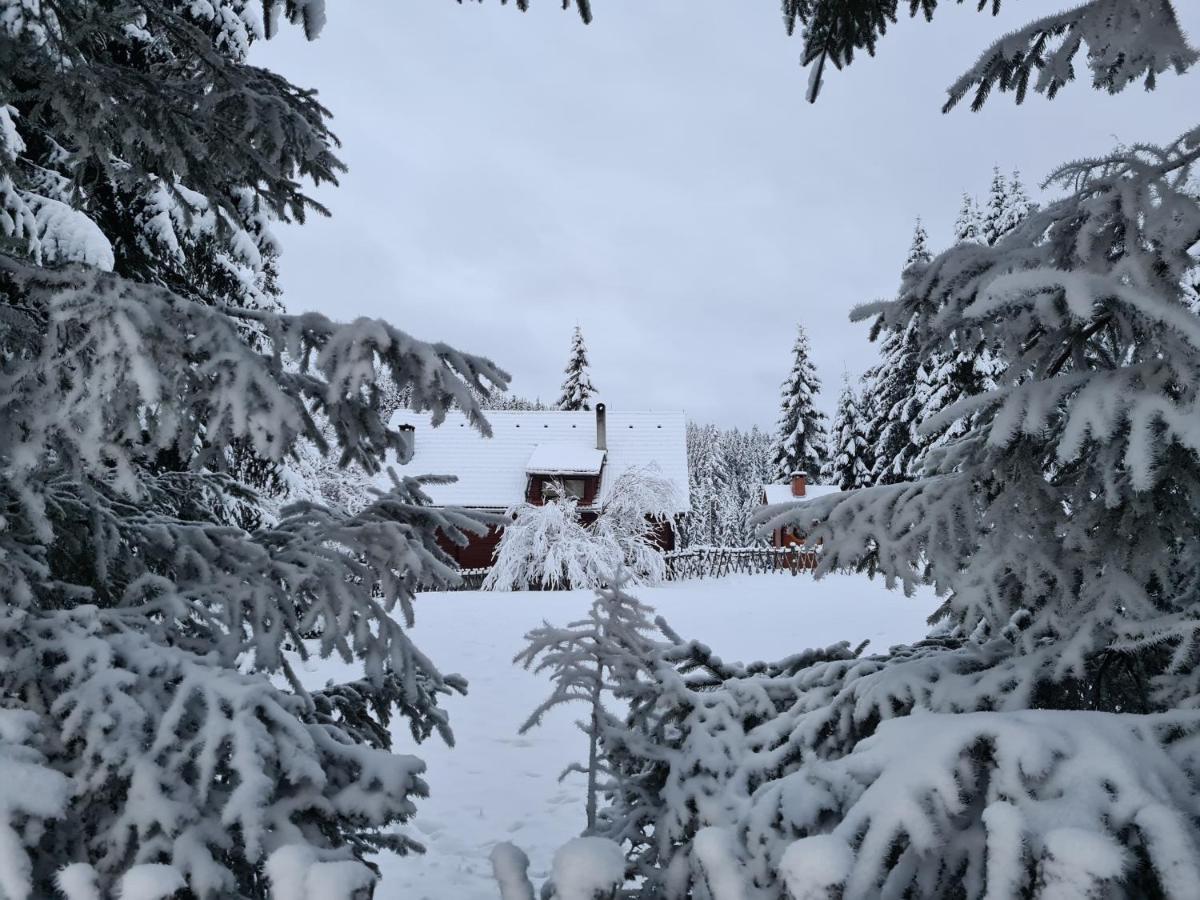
[790, 471, 807, 498]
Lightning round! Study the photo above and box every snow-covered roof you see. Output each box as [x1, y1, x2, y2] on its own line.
[525, 443, 606, 476]
[760, 483, 842, 505]
[389, 408, 690, 513]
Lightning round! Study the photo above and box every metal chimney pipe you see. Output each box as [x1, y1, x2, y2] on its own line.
[398, 423, 415, 460]
[595, 403, 607, 451]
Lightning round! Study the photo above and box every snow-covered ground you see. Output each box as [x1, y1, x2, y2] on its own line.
[302, 572, 936, 898]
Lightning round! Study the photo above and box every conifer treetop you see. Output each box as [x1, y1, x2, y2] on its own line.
[557, 325, 597, 411]
[905, 218, 933, 269]
[954, 193, 981, 244]
[772, 324, 829, 482]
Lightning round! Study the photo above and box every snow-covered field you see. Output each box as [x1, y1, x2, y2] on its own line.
[303, 573, 936, 899]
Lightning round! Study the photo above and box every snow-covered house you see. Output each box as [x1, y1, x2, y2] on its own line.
[393, 404, 690, 568]
[759, 471, 839, 548]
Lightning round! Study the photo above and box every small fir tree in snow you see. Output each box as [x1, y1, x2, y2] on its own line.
[907, 216, 931, 265]
[862, 221, 933, 485]
[981, 166, 1033, 247]
[953, 192, 982, 243]
[772, 324, 829, 482]
[980, 166, 1012, 246]
[557, 325, 597, 411]
[829, 376, 870, 490]
[515, 575, 662, 832]
[1002, 169, 1034, 233]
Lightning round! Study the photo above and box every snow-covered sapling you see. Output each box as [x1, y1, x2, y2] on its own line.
[515, 575, 662, 832]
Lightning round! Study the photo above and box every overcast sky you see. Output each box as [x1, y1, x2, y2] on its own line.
[254, 2, 1198, 429]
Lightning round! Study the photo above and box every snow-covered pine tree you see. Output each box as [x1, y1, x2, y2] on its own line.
[557, 325, 597, 411]
[758, 124, 1200, 897]
[862, 221, 932, 484]
[908, 216, 931, 263]
[981, 166, 1034, 247]
[829, 375, 870, 491]
[682, 424, 776, 548]
[772, 324, 829, 482]
[1002, 169, 1034, 234]
[590, 610, 865, 894]
[980, 165, 1012, 246]
[0, 3, 510, 896]
[953, 192, 982, 243]
[681, 422, 722, 547]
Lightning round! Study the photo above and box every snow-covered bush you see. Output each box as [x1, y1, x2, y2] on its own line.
[485, 495, 618, 591]
[485, 466, 678, 591]
[0, 2, 509, 896]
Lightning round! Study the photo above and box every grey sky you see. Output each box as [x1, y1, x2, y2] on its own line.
[254, 2, 1198, 429]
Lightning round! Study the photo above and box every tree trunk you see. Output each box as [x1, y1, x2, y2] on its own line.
[585, 664, 603, 832]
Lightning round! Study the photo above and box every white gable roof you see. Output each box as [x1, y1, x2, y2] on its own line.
[389, 408, 690, 513]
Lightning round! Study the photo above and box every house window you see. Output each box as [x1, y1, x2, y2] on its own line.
[541, 478, 588, 502]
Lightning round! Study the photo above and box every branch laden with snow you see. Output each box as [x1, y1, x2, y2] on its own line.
[485, 466, 677, 591]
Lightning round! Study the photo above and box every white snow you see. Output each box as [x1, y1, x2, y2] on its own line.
[693, 827, 751, 900]
[525, 442, 606, 475]
[779, 835, 855, 899]
[489, 842, 535, 900]
[115, 864, 186, 900]
[300, 572, 934, 898]
[551, 837, 625, 900]
[55, 864, 100, 900]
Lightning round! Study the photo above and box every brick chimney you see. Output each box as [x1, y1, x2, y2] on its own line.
[790, 470, 807, 498]
[595, 403, 607, 451]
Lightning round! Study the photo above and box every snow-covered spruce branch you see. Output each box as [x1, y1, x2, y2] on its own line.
[0, 257, 506, 490]
[943, 0, 1198, 112]
[780, 0, 1197, 108]
[0, 257, 506, 893]
[774, 710, 1200, 898]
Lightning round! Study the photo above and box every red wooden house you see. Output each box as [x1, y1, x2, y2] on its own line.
[759, 471, 840, 548]
[391, 404, 691, 569]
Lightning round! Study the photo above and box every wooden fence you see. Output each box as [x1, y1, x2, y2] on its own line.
[437, 547, 819, 591]
[663, 546, 819, 581]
